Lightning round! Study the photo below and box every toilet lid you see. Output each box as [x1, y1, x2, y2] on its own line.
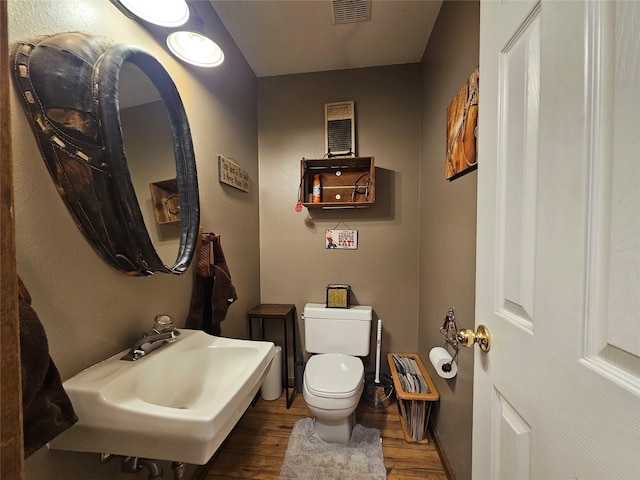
[305, 353, 364, 399]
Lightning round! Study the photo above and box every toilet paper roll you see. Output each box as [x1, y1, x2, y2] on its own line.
[429, 347, 458, 379]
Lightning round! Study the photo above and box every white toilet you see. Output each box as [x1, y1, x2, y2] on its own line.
[302, 303, 372, 443]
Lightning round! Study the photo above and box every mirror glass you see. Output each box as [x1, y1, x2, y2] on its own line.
[119, 62, 181, 267]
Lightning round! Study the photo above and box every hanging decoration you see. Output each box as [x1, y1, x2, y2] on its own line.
[218, 155, 249, 192]
[326, 221, 358, 249]
[445, 67, 479, 180]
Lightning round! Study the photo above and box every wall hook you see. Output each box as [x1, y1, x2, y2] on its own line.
[440, 307, 458, 347]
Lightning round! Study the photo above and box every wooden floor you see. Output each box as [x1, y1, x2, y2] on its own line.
[192, 393, 448, 480]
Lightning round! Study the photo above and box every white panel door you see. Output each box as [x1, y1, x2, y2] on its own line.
[474, 1, 640, 478]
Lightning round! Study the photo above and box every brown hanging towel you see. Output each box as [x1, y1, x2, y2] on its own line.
[186, 233, 238, 335]
[18, 277, 78, 458]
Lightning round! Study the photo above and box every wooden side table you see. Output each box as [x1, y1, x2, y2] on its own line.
[247, 304, 297, 408]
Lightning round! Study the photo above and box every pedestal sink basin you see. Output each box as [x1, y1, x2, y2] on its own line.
[49, 330, 275, 465]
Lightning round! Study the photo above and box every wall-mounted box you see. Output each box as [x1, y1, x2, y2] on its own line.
[149, 179, 180, 225]
[300, 156, 375, 209]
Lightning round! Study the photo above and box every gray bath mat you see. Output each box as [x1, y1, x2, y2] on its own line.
[280, 417, 387, 479]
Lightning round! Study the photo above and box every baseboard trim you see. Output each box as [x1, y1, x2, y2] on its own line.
[430, 427, 456, 480]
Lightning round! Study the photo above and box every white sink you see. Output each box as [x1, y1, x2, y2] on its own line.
[49, 330, 275, 465]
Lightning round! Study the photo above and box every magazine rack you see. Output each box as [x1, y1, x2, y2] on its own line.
[388, 353, 439, 443]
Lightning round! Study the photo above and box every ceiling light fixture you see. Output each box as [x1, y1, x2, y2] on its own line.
[166, 12, 224, 68]
[115, 0, 190, 28]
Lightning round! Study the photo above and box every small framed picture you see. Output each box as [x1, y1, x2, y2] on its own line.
[326, 229, 358, 250]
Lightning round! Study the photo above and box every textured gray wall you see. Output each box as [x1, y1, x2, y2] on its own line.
[257, 64, 422, 371]
[9, 1, 258, 478]
[418, 1, 480, 479]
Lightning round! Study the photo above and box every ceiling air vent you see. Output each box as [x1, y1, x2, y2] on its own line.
[332, 0, 371, 25]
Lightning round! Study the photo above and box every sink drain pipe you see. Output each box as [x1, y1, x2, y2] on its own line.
[171, 461, 186, 480]
[100, 454, 185, 480]
[121, 456, 163, 479]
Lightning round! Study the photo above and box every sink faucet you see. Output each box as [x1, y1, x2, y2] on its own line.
[121, 329, 181, 361]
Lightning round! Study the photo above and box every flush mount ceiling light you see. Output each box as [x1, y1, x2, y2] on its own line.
[115, 0, 189, 28]
[166, 13, 224, 68]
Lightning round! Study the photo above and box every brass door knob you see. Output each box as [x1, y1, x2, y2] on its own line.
[456, 325, 491, 352]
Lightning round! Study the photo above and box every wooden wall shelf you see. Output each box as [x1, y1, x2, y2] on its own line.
[299, 156, 375, 209]
[149, 179, 180, 225]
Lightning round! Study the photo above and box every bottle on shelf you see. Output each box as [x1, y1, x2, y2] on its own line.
[312, 174, 321, 203]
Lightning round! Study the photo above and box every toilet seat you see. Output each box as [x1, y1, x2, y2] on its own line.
[304, 353, 364, 399]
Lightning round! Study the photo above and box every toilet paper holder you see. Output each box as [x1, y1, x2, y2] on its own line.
[439, 308, 460, 371]
[439, 307, 491, 354]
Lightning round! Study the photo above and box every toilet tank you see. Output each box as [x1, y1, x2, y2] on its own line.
[303, 303, 372, 356]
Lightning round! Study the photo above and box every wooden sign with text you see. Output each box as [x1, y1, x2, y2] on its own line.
[218, 155, 249, 192]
